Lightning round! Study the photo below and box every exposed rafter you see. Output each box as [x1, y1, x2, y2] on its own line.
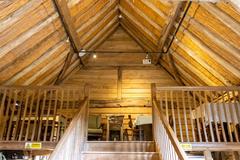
[53, 0, 82, 52]
[157, 2, 186, 52]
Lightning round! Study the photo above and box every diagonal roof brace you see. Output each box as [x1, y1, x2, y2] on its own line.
[52, 0, 84, 65]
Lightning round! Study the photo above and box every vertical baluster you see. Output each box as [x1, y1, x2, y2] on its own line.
[204, 91, 214, 142]
[50, 90, 58, 142]
[232, 90, 240, 127]
[182, 91, 189, 142]
[193, 91, 202, 142]
[19, 89, 29, 141]
[221, 90, 233, 142]
[176, 91, 183, 142]
[6, 89, 18, 140]
[0, 89, 7, 140]
[159, 92, 163, 111]
[216, 90, 227, 142]
[37, 90, 47, 141]
[13, 89, 24, 141]
[170, 91, 176, 134]
[165, 91, 169, 121]
[25, 90, 35, 141]
[73, 90, 77, 108]
[57, 89, 64, 141]
[2, 89, 13, 140]
[210, 91, 220, 142]
[199, 91, 208, 142]
[31, 89, 41, 141]
[67, 89, 70, 109]
[44, 90, 53, 141]
[226, 91, 239, 142]
[188, 91, 196, 142]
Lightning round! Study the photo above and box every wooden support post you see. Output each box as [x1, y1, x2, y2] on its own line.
[117, 67, 122, 100]
[151, 83, 156, 140]
[0, 90, 7, 140]
[151, 83, 157, 101]
[233, 151, 240, 160]
[204, 150, 213, 160]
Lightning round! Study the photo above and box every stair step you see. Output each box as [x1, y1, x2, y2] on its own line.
[85, 141, 155, 152]
[187, 155, 205, 160]
[82, 152, 159, 160]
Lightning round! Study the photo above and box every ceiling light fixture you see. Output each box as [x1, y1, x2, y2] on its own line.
[79, 49, 86, 57]
[143, 52, 151, 64]
[93, 53, 97, 59]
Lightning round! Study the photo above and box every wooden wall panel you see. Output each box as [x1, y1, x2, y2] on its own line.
[63, 69, 118, 100]
[62, 66, 178, 103]
[122, 69, 179, 100]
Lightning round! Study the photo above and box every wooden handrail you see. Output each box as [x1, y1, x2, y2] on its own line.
[153, 99, 188, 160]
[155, 86, 240, 91]
[49, 97, 89, 160]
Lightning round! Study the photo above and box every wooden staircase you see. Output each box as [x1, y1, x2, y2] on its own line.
[82, 141, 159, 160]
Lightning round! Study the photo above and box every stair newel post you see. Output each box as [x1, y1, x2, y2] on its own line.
[84, 84, 90, 150]
[151, 83, 157, 143]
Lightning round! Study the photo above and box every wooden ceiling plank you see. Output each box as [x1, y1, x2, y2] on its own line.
[0, 13, 59, 59]
[78, 5, 118, 40]
[188, 18, 240, 62]
[23, 49, 69, 85]
[175, 39, 232, 86]
[200, 3, 240, 37]
[32, 58, 66, 85]
[0, 28, 66, 83]
[139, 0, 167, 20]
[0, 18, 64, 71]
[0, 0, 56, 49]
[3, 41, 67, 85]
[120, 17, 158, 50]
[120, 0, 162, 36]
[161, 55, 207, 86]
[181, 27, 240, 79]
[120, 20, 156, 51]
[120, 6, 159, 44]
[0, 0, 43, 31]
[74, 0, 114, 29]
[174, 64, 203, 86]
[70, 0, 96, 17]
[89, 23, 119, 50]
[121, 24, 150, 51]
[83, 17, 119, 50]
[76, 0, 118, 35]
[0, 0, 29, 21]
[53, 0, 82, 52]
[80, 10, 118, 47]
[171, 51, 218, 86]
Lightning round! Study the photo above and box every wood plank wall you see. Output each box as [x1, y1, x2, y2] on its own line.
[62, 67, 179, 106]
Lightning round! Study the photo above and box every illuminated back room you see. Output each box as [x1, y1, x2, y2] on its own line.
[0, 0, 240, 160]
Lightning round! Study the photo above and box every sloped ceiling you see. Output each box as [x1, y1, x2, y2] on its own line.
[0, 0, 239, 86]
[0, 0, 79, 85]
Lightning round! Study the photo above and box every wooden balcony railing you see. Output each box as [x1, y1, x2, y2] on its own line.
[49, 97, 89, 160]
[0, 85, 89, 142]
[152, 85, 240, 145]
[152, 99, 188, 160]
